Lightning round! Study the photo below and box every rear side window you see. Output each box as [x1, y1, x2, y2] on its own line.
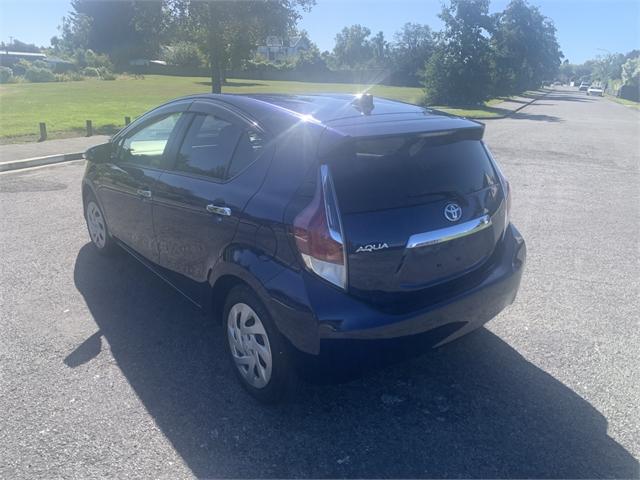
[174, 114, 265, 180]
[227, 130, 266, 178]
[331, 137, 497, 213]
[174, 114, 241, 179]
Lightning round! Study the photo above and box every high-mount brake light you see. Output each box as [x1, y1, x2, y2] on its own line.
[293, 165, 347, 289]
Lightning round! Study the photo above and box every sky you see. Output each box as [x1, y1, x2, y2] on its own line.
[0, 0, 639, 64]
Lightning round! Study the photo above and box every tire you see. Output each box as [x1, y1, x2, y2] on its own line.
[223, 285, 295, 403]
[84, 194, 115, 255]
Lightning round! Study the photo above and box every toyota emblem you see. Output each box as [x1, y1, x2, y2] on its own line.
[444, 203, 462, 222]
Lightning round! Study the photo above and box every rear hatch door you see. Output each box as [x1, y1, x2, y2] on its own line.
[324, 121, 506, 297]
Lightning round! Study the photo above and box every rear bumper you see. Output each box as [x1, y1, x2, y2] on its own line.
[264, 224, 526, 355]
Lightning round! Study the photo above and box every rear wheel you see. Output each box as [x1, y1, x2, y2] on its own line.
[85, 196, 115, 255]
[223, 285, 294, 403]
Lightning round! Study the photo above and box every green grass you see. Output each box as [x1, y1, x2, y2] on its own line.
[606, 94, 640, 110]
[434, 91, 547, 119]
[0, 75, 425, 142]
[1, 74, 534, 142]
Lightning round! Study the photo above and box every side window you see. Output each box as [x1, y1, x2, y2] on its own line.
[227, 129, 266, 178]
[174, 114, 242, 180]
[118, 113, 182, 168]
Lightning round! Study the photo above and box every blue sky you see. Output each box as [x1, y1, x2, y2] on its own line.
[1, 0, 638, 64]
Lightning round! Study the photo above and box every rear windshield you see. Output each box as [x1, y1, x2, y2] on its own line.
[331, 137, 498, 214]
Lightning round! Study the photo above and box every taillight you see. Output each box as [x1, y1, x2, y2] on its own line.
[483, 143, 511, 227]
[293, 165, 347, 289]
[503, 178, 512, 223]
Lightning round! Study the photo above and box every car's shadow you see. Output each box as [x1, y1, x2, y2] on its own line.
[71, 244, 638, 478]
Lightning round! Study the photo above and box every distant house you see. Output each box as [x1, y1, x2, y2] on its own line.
[0, 50, 46, 67]
[256, 36, 310, 62]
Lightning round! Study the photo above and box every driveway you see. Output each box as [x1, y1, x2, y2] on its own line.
[0, 89, 638, 478]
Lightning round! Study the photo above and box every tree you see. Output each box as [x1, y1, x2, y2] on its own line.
[558, 60, 574, 83]
[332, 25, 374, 68]
[169, 0, 313, 93]
[621, 57, 640, 86]
[59, 1, 166, 65]
[161, 42, 205, 68]
[591, 53, 626, 87]
[293, 32, 328, 73]
[423, 0, 494, 105]
[491, 0, 563, 93]
[370, 31, 389, 66]
[0, 39, 41, 53]
[391, 23, 434, 86]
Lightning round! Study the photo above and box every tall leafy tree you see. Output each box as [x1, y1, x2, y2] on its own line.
[492, 0, 562, 93]
[622, 57, 640, 86]
[59, 1, 166, 65]
[591, 53, 626, 87]
[391, 23, 434, 86]
[0, 39, 41, 53]
[169, 0, 313, 93]
[423, 0, 494, 105]
[370, 31, 389, 66]
[332, 25, 374, 68]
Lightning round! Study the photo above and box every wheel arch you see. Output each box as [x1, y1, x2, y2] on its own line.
[210, 274, 249, 323]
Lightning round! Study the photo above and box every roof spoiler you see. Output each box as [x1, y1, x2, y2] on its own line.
[318, 119, 485, 159]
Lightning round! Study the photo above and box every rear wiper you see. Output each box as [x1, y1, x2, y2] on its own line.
[407, 190, 458, 200]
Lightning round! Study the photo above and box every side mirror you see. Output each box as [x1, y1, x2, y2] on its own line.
[84, 142, 113, 164]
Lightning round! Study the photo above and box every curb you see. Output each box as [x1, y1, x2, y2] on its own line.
[0, 152, 84, 173]
[469, 90, 552, 120]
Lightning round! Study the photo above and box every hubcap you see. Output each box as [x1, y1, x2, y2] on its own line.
[227, 303, 272, 389]
[86, 201, 107, 249]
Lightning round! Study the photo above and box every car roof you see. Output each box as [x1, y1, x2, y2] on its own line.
[172, 93, 482, 137]
[237, 93, 425, 122]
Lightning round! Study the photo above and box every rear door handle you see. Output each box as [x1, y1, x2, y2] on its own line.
[206, 204, 231, 216]
[136, 189, 152, 199]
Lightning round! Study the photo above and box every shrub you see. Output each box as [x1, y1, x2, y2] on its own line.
[83, 67, 101, 77]
[162, 42, 205, 68]
[55, 71, 85, 82]
[11, 59, 31, 76]
[31, 59, 49, 69]
[65, 71, 85, 81]
[74, 48, 114, 71]
[0, 66, 14, 83]
[100, 72, 117, 80]
[423, 47, 492, 105]
[85, 49, 113, 70]
[24, 65, 56, 83]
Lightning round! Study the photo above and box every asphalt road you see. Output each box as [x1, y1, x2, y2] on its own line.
[1, 88, 638, 479]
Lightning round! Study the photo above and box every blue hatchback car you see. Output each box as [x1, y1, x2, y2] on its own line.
[82, 93, 526, 402]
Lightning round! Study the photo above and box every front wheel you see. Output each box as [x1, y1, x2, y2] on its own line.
[223, 285, 295, 403]
[85, 196, 115, 255]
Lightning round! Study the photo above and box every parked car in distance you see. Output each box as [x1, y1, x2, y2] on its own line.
[578, 82, 591, 91]
[587, 85, 604, 96]
[82, 93, 526, 402]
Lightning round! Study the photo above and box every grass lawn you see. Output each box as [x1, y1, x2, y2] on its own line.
[0, 75, 425, 142]
[435, 98, 506, 118]
[0, 74, 523, 143]
[605, 94, 640, 110]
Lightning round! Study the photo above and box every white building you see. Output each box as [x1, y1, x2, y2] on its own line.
[256, 36, 311, 62]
